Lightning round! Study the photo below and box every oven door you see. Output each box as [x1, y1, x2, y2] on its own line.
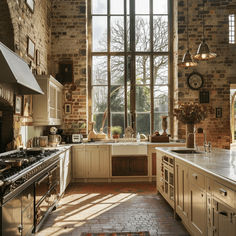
[35, 163, 59, 228]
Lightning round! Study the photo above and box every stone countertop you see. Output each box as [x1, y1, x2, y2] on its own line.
[64, 141, 185, 146]
[155, 147, 236, 185]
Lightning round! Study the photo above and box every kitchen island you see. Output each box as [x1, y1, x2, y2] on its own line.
[156, 147, 236, 236]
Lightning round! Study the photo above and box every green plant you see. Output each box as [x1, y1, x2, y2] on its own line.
[111, 126, 122, 135]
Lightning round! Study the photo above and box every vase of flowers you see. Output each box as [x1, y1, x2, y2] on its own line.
[174, 103, 208, 148]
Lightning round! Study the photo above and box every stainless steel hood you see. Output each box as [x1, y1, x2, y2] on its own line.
[0, 42, 44, 95]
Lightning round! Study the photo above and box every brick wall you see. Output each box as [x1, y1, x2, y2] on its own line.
[50, 0, 87, 135]
[177, 0, 236, 149]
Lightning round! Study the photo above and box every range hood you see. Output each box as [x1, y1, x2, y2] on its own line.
[0, 42, 43, 95]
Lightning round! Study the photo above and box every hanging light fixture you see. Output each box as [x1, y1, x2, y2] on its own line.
[178, 0, 197, 67]
[194, 0, 217, 60]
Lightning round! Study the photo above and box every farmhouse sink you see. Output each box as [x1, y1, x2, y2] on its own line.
[112, 143, 147, 156]
[171, 149, 204, 154]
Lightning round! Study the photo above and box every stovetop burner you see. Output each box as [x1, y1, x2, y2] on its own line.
[0, 149, 59, 181]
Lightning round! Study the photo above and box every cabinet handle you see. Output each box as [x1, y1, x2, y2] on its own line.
[192, 173, 198, 179]
[219, 211, 228, 217]
[219, 188, 227, 196]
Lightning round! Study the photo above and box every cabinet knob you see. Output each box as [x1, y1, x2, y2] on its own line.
[192, 173, 198, 179]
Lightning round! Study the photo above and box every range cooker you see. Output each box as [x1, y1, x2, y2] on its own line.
[0, 148, 61, 235]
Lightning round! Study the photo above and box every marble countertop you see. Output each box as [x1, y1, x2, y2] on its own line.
[66, 141, 185, 146]
[155, 147, 236, 185]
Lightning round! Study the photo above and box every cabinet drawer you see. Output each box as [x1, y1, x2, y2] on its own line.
[213, 181, 235, 208]
[189, 168, 205, 190]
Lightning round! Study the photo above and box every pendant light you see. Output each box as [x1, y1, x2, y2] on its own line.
[194, 0, 217, 60]
[178, 0, 197, 67]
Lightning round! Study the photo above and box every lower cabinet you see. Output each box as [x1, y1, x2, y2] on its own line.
[211, 198, 236, 236]
[189, 183, 207, 236]
[87, 145, 110, 178]
[112, 156, 148, 176]
[60, 147, 71, 195]
[175, 161, 189, 225]
[72, 145, 110, 179]
[173, 157, 236, 236]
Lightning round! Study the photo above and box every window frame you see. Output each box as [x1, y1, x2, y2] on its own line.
[87, 0, 173, 137]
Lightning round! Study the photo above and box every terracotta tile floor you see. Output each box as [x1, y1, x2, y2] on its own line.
[36, 183, 189, 236]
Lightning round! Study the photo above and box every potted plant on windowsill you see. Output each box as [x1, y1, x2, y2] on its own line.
[111, 126, 122, 139]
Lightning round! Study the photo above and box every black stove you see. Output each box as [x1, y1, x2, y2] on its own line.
[0, 149, 60, 203]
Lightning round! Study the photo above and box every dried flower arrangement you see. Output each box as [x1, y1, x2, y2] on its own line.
[174, 103, 208, 124]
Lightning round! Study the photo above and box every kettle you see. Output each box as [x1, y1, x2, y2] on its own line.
[48, 134, 61, 147]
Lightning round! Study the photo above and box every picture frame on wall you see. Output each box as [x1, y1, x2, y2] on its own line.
[25, 0, 35, 13]
[27, 37, 35, 59]
[216, 107, 222, 118]
[199, 90, 210, 103]
[23, 95, 32, 117]
[36, 49, 40, 66]
[15, 95, 22, 115]
[65, 103, 72, 114]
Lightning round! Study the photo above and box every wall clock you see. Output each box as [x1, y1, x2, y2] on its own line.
[187, 72, 204, 90]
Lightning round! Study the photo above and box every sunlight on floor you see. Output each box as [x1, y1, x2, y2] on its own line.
[36, 193, 137, 236]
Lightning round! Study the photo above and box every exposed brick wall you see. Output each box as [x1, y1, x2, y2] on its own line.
[0, 0, 14, 50]
[50, 0, 87, 135]
[177, 0, 236, 149]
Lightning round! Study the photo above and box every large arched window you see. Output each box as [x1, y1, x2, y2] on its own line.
[88, 0, 172, 136]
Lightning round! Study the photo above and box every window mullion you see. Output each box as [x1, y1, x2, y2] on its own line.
[124, 0, 128, 129]
[130, 0, 136, 132]
[150, 0, 154, 134]
[107, 0, 111, 137]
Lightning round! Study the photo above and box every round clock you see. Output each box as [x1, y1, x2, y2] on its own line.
[187, 72, 204, 90]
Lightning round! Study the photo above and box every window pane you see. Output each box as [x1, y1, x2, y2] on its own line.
[136, 113, 150, 135]
[111, 56, 124, 85]
[136, 86, 151, 112]
[127, 85, 131, 111]
[92, 0, 107, 14]
[92, 86, 108, 112]
[135, 0, 149, 14]
[136, 56, 150, 85]
[153, 16, 168, 51]
[154, 56, 168, 85]
[154, 86, 168, 112]
[154, 0, 168, 14]
[111, 86, 125, 112]
[111, 16, 124, 52]
[111, 113, 125, 135]
[154, 113, 168, 132]
[92, 16, 107, 52]
[93, 113, 108, 133]
[136, 16, 150, 51]
[110, 0, 124, 14]
[92, 56, 107, 85]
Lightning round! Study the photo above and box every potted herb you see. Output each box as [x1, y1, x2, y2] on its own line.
[111, 126, 122, 139]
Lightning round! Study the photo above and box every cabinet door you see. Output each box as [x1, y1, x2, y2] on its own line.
[212, 199, 236, 236]
[175, 161, 189, 224]
[112, 156, 130, 176]
[49, 82, 57, 119]
[189, 183, 207, 236]
[156, 151, 163, 192]
[56, 88, 62, 119]
[129, 156, 148, 176]
[87, 146, 110, 178]
[72, 146, 86, 178]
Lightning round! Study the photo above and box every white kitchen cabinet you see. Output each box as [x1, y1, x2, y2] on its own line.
[72, 145, 86, 178]
[59, 148, 72, 196]
[189, 182, 207, 236]
[33, 75, 63, 126]
[211, 198, 236, 236]
[175, 159, 189, 225]
[86, 145, 110, 178]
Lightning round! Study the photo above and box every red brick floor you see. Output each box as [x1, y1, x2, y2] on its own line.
[36, 183, 189, 236]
